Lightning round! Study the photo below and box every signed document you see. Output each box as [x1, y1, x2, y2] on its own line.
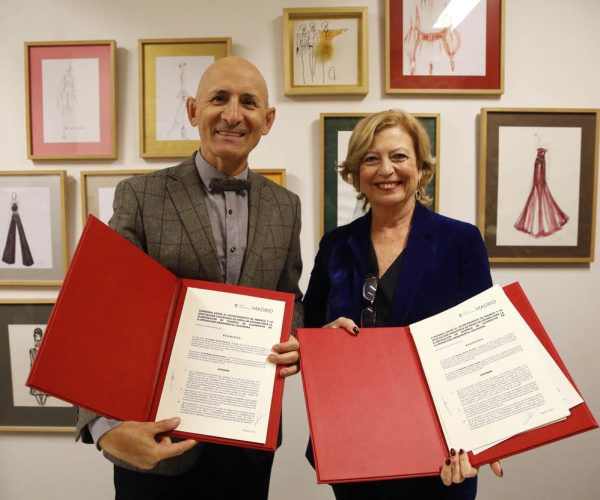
[297, 282, 597, 483]
[26, 216, 295, 450]
[410, 285, 578, 453]
[155, 287, 286, 444]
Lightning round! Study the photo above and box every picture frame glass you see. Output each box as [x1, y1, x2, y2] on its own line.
[292, 18, 359, 86]
[386, 0, 503, 93]
[27, 42, 116, 159]
[0, 302, 76, 431]
[140, 39, 231, 158]
[82, 171, 152, 225]
[322, 114, 439, 235]
[480, 110, 598, 262]
[0, 173, 66, 285]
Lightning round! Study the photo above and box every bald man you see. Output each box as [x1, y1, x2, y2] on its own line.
[75, 57, 302, 500]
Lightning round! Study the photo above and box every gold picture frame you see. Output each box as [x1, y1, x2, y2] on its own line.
[479, 108, 599, 263]
[253, 168, 286, 187]
[80, 169, 154, 225]
[139, 38, 231, 158]
[0, 299, 76, 433]
[283, 7, 369, 96]
[0, 170, 68, 286]
[25, 40, 117, 159]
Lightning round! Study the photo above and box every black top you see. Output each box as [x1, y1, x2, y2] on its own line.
[367, 240, 405, 327]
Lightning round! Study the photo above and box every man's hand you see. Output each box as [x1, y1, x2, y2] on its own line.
[98, 417, 198, 470]
[440, 448, 503, 486]
[269, 336, 300, 377]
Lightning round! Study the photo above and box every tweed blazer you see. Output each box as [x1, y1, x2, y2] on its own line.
[75, 155, 303, 475]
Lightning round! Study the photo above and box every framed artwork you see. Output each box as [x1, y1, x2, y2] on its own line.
[81, 169, 153, 225]
[139, 38, 231, 158]
[0, 300, 76, 432]
[25, 40, 117, 159]
[254, 168, 286, 187]
[283, 7, 369, 95]
[479, 108, 599, 263]
[320, 113, 440, 235]
[385, 0, 504, 94]
[0, 171, 68, 286]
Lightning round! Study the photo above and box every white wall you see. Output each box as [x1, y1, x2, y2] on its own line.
[1, 1, 599, 498]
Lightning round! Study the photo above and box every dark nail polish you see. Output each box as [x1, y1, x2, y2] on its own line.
[352, 326, 360, 335]
[500, 467, 504, 478]
[445, 458, 451, 466]
[450, 448, 456, 456]
[459, 449, 464, 455]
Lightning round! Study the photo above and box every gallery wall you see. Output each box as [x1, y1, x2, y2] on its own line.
[1, 1, 599, 499]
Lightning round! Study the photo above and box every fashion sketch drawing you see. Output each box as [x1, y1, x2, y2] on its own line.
[29, 328, 48, 406]
[295, 21, 348, 84]
[514, 145, 569, 238]
[2, 192, 34, 266]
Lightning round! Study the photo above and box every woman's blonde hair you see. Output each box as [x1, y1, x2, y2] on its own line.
[338, 109, 435, 207]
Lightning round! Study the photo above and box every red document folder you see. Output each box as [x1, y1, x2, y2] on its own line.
[297, 283, 597, 483]
[26, 216, 295, 451]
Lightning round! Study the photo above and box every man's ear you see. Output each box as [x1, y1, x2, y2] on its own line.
[262, 107, 276, 136]
[186, 97, 198, 126]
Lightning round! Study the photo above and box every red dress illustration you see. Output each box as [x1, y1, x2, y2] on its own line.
[514, 147, 569, 238]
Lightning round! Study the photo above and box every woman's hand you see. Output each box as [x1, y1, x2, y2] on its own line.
[323, 317, 360, 336]
[268, 335, 300, 377]
[440, 449, 503, 486]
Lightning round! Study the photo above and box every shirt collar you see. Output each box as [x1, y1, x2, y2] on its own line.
[194, 150, 249, 192]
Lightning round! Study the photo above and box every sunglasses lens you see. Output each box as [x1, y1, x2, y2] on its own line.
[361, 306, 376, 328]
[363, 276, 378, 302]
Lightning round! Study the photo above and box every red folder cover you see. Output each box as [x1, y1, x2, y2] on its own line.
[297, 282, 597, 483]
[26, 216, 295, 451]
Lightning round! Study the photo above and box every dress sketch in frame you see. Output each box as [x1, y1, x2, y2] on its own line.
[479, 108, 598, 263]
[25, 41, 116, 159]
[513, 135, 569, 239]
[2, 192, 35, 267]
[0, 301, 76, 431]
[0, 171, 67, 286]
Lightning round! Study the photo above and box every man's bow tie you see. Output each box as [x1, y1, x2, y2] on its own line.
[208, 177, 251, 193]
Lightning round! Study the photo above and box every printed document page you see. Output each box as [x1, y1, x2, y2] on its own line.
[155, 287, 285, 443]
[410, 285, 571, 452]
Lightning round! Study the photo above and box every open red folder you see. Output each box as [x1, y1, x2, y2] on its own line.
[26, 216, 295, 451]
[297, 283, 597, 483]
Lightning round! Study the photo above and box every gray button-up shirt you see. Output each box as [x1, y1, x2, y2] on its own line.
[194, 150, 249, 285]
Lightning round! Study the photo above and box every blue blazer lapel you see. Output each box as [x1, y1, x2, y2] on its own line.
[336, 213, 371, 322]
[388, 203, 435, 326]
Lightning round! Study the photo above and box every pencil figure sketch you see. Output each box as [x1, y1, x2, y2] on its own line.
[514, 135, 569, 238]
[155, 55, 213, 141]
[41, 58, 101, 144]
[294, 20, 354, 85]
[57, 63, 78, 139]
[29, 327, 48, 406]
[2, 192, 34, 267]
[164, 61, 193, 140]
